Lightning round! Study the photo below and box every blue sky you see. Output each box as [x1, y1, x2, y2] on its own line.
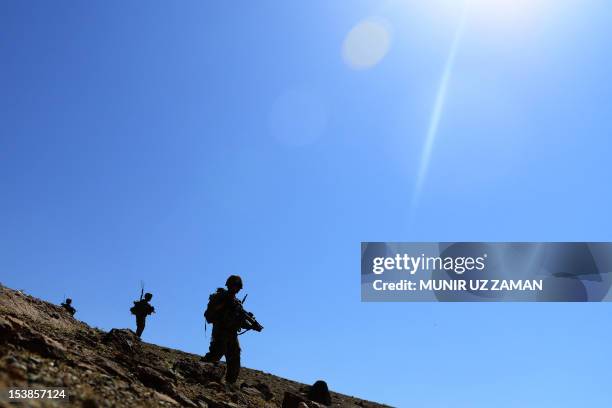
[2, 1, 612, 407]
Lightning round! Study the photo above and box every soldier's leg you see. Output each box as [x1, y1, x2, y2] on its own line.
[136, 316, 145, 338]
[202, 327, 226, 362]
[224, 335, 241, 384]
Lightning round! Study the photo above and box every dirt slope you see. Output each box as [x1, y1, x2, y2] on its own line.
[0, 284, 391, 408]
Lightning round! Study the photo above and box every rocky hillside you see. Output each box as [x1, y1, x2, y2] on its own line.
[0, 284, 391, 408]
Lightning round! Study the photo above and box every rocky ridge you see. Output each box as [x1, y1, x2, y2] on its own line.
[0, 284, 391, 408]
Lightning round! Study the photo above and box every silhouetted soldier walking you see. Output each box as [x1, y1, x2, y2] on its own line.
[61, 298, 76, 316]
[202, 275, 244, 390]
[130, 292, 155, 338]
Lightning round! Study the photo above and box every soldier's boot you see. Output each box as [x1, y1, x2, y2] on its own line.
[225, 382, 240, 393]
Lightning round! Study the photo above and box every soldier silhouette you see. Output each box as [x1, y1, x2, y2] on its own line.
[130, 292, 155, 338]
[61, 298, 76, 316]
[201, 275, 244, 390]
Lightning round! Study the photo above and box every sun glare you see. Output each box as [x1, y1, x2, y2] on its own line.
[388, 0, 547, 36]
[466, 0, 543, 30]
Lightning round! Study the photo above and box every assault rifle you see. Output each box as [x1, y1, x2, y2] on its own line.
[234, 296, 263, 334]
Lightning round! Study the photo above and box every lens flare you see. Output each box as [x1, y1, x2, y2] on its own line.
[411, 4, 469, 214]
[342, 18, 391, 70]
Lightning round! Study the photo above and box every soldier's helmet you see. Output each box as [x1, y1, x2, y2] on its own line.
[226, 275, 243, 290]
[144, 293, 153, 301]
[65, 298, 72, 304]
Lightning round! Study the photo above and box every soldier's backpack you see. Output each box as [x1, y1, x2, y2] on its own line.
[204, 288, 227, 324]
[130, 299, 153, 316]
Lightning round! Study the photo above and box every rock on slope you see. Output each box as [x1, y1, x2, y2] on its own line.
[0, 284, 391, 408]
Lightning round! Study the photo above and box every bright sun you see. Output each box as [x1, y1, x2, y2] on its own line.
[465, 0, 544, 28]
[393, 0, 548, 35]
